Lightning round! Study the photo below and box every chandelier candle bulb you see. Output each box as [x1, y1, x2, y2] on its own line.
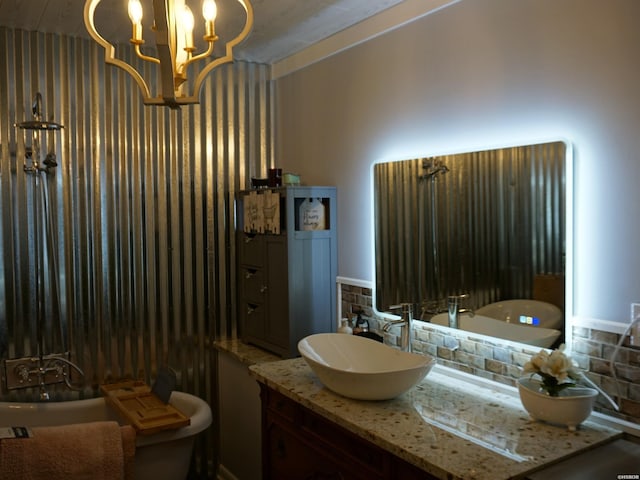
[128, 0, 143, 43]
[203, 0, 217, 39]
[181, 6, 195, 51]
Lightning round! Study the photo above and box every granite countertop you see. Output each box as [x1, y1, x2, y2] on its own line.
[249, 357, 622, 480]
[213, 338, 282, 366]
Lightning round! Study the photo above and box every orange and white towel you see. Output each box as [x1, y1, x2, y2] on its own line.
[0, 421, 136, 480]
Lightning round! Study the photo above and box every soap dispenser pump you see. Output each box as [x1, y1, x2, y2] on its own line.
[337, 318, 353, 334]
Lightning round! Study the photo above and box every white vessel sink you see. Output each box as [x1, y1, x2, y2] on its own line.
[298, 333, 435, 400]
[476, 299, 563, 330]
[431, 313, 561, 348]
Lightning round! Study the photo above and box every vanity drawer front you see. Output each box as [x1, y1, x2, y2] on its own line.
[265, 388, 299, 423]
[260, 385, 437, 480]
[392, 458, 439, 480]
[301, 407, 387, 474]
[265, 388, 386, 477]
[266, 421, 379, 480]
[240, 266, 267, 302]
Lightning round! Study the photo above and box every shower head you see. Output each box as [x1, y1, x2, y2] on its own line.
[14, 92, 64, 131]
[15, 92, 64, 173]
[419, 161, 449, 180]
[16, 120, 64, 131]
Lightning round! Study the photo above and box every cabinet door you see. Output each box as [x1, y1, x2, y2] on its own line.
[264, 236, 289, 348]
[261, 386, 437, 480]
[238, 233, 266, 343]
[240, 266, 267, 304]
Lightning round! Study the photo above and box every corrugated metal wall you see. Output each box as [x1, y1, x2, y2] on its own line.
[374, 142, 566, 314]
[0, 27, 273, 476]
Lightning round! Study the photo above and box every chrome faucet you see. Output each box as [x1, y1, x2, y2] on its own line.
[447, 295, 474, 329]
[383, 303, 413, 352]
[4, 353, 85, 400]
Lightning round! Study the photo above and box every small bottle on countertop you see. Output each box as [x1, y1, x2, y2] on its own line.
[337, 318, 353, 334]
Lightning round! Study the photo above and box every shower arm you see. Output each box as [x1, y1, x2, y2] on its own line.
[32, 92, 43, 120]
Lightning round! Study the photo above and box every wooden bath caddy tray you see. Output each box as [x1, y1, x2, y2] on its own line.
[100, 381, 190, 435]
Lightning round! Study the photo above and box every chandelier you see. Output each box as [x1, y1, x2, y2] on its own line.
[83, 0, 254, 108]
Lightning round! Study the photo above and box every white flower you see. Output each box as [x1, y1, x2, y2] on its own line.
[523, 349, 549, 374]
[522, 344, 581, 396]
[542, 345, 577, 382]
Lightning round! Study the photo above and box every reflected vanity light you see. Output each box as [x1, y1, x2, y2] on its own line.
[371, 137, 574, 352]
[411, 368, 534, 462]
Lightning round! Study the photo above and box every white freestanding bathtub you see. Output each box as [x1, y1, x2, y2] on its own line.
[0, 391, 212, 480]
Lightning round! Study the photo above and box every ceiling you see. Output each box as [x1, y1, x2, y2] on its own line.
[0, 0, 407, 64]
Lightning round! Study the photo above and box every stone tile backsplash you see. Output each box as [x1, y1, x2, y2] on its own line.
[340, 281, 640, 426]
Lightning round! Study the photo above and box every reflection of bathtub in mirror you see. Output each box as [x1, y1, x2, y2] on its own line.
[476, 299, 563, 330]
[430, 313, 561, 348]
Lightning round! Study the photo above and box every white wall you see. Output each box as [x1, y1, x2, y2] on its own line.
[274, 0, 640, 325]
[217, 352, 262, 480]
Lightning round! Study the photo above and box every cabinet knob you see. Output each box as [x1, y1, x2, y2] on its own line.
[260, 285, 268, 293]
[247, 305, 256, 315]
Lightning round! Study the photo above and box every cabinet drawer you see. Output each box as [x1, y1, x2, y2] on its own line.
[238, 233, 264, 266]
[240, 266, 267, 302]
[241, 301, 264, 339]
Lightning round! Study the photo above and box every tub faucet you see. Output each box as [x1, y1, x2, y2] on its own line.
[4, 353, 85, 400]
[383, 303, 413, 352]
[448, 295, 474, 329]
[38, 373, 50, 401]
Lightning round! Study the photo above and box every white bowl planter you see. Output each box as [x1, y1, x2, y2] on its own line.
[518, 377, 598, 431]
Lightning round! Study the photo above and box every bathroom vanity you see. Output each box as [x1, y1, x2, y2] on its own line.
[250, 358, 621, 480]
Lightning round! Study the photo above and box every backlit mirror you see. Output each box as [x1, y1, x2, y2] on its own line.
[373, 141, 568, 346]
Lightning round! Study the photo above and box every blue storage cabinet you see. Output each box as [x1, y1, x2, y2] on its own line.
[236, 186, 337, 357]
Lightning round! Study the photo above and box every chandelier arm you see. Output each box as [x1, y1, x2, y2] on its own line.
[225, 0, 254, 51]
[83, 0, 153, 101]
[134, 45, 160, 65]
[182, 41, 215, 70]
[191, 0, 254, 100]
